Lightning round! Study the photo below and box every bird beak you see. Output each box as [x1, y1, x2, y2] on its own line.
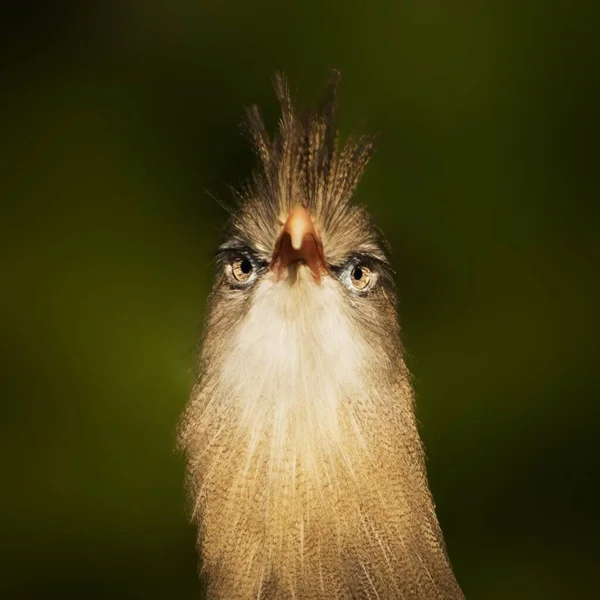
[270, 206, 327, 283]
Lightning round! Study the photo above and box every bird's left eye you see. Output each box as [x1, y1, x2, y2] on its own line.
[231, 257, 255, 283]
[350, 265, 371, 290]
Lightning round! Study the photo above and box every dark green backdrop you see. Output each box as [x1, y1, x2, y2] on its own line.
[2, 1, 599, 598]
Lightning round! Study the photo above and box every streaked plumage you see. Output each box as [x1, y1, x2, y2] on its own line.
[178, 72, 464, 599]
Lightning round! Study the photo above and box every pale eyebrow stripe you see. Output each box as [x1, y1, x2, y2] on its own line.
[215, 245, 271, 271]
[353, 243, 389, 262]
[217, 236, 250, 250]
[330, 250, 389, 269]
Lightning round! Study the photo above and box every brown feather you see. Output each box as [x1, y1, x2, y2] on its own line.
[178, 72, 464, 599]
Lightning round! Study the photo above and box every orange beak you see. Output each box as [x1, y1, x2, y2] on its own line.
[270, 206, 327, 283]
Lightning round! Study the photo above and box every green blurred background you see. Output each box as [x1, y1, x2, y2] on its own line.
[2, 1, 599, 598]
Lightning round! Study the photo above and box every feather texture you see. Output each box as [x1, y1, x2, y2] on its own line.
[179, 72, 464, 599]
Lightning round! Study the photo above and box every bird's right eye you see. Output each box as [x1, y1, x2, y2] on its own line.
[231, 256, 255, 283]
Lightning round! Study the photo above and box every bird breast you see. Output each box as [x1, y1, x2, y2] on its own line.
[219, 265, 370, 482]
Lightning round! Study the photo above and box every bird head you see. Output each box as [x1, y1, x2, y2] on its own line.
[207, 72, 400, 398]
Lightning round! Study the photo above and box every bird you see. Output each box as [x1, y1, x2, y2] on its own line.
[178, 71, 464, 600]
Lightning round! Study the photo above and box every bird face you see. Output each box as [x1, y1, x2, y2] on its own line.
[226, 204, 379, 288]
[217, 201, 393, 334]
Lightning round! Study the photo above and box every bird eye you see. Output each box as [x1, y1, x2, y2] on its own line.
[350, 265, 371, 290]
[231, 257, 254, 282]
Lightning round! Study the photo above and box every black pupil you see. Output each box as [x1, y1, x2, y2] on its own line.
[241, 259, 252, 274]
[353, 267, 363, 280]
